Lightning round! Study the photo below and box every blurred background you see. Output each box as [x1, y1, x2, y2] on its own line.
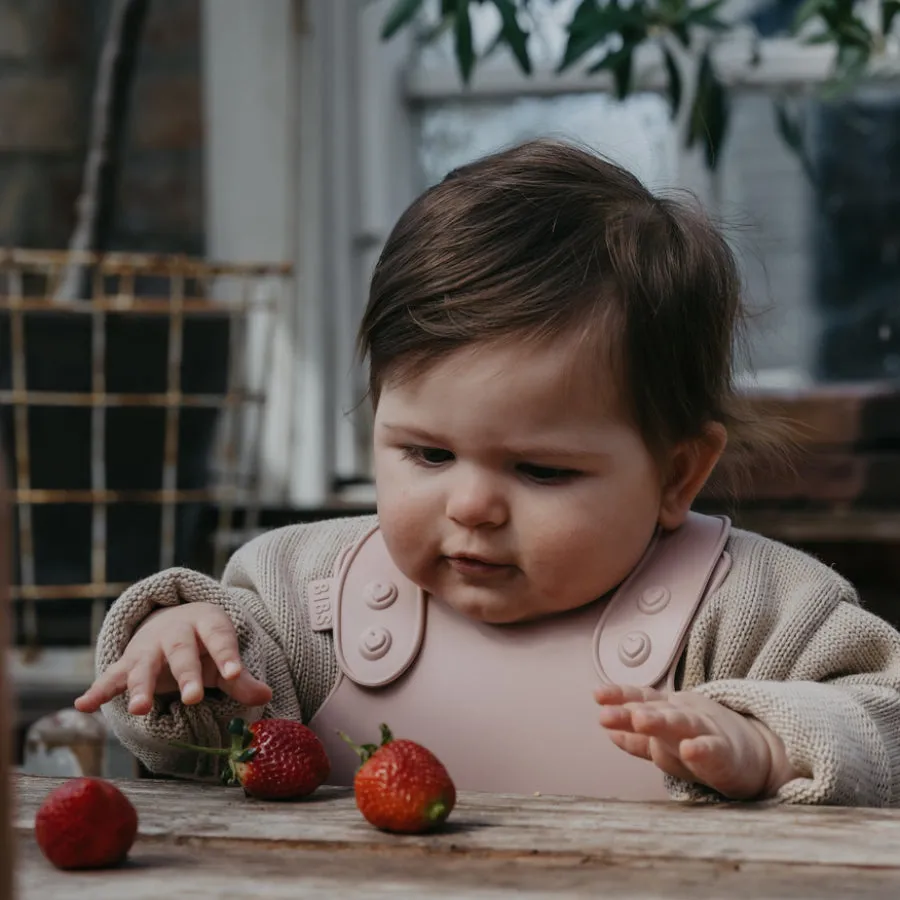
[3, 0, 900, 771]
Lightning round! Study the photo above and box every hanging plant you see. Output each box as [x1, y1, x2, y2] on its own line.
[379, 0, 900, 169]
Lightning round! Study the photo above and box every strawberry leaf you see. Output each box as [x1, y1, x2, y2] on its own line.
[338, 730, 381, 763]
[340, 723, 396, 763]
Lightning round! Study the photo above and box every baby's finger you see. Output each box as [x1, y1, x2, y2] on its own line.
[74, 664, 128, 712]
[678, 735, 736, 789]
[594, 683, 668, 706]
[647, 739, 697, 783]
[680, 734, 723, 764]
[161, 626, 205, 705]
[597, 705, 636, 732]
[219, 669, 272, 707]
[195, 615, 243, 681]
[631, 705, 710, 744]
[605, 721, 697, 783]
[605, 728, 652, 761]
[126, 654, 164, 716]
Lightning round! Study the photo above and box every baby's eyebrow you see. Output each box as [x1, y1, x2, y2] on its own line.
[379, 423, 456, 448]
[381, 423, 607, 461]
[379, 423, 440, 440]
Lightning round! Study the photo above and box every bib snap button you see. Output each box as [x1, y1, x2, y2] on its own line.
[637, 585, 670, 615]
[364, 581, 398, 610]
[617, 630, 651, 667]
[359, 626, 392, 660]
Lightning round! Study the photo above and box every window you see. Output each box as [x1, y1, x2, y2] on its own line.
[203, 1, 843, 501]
[401, 1, 821, 388]
[337, 0, 829, 489]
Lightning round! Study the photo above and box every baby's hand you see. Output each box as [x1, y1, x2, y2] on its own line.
[74, 603, 273, 716]
[594, 684, 799, 800]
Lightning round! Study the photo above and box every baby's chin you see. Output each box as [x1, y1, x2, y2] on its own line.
[437, 590, 539, 625]
[442, 588, 609, 625]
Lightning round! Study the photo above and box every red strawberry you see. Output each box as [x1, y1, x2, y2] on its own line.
[35, 777, 138, 870]
[342, 724, 456, 834]
[175, 717, 330, 800]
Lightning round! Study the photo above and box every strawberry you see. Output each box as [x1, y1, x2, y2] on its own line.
[341, 724, 456, 834]
[35, 777, 138, 870]
[175, 717, 330, 800]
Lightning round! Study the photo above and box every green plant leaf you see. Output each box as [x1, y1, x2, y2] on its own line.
[611, 47, 635, 99]
[658, 0, 688, 16]
[687, 48, 729, 169]
[684, 0, 729, 29]
[491, 0, 532, 73]
[836, 17, 873, 46]
[570, 0, 601, 33]
[804, 30, 840, 43]
[773, 96, 818, 184]
[455, 0, 476, 83]
[559, 0, 607, 70]
[670, 22, 691, 46]
[662, 44, 682, 116]
[588, 44, 634, 99]
[830, 40, 870, 89]
[381, 0, 427, 40]
[793, 0, 833, 31]
[558, 0, 651, 71]
[883, 0, 900, 34]
[418, 11, 456, 43]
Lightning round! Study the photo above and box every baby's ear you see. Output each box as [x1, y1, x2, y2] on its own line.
[657, 423, 727, 531]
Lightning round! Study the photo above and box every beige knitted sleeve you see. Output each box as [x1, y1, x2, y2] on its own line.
[669, 528, 900, 807]
[95, 514, 376, 778]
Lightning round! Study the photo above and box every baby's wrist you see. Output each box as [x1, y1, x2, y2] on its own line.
[747, 717, 801, 799]
[134, 606, 171, 634]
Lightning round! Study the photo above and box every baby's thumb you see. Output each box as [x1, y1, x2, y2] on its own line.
[221, 669, 273, 706]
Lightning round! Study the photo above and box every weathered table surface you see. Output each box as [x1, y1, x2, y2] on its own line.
[13, 773, 900, 899]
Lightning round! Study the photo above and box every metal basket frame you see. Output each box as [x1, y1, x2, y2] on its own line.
[0, 248, 291, 650]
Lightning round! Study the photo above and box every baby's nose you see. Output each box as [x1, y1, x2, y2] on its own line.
[445, 470, 508, 528]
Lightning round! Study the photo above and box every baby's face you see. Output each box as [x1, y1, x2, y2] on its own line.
[372, 340, 667, 624]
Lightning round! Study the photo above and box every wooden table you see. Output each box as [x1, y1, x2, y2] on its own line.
[13, 773, 900, 898]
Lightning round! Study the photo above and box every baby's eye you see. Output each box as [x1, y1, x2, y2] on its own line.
[518, 464, 580, 483]
[402, 446, 455, 466]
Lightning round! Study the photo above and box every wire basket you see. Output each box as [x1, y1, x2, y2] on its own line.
[0, 248, 291, 653]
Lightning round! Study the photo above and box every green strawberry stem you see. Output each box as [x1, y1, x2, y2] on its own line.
[338, 722, 394, 764]
[170, 717, 256, 763]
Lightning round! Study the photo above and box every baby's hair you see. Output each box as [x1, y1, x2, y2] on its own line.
[358, 138, 785, 472]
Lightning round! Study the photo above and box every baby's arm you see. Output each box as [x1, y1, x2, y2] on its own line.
[595, 684, 800, 799]
[76, 600, 273, 715]
[81, 516, 373, 779]
[599, 531, 900, 806]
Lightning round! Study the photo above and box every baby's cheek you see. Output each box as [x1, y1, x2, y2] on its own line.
[525, 541, 584, 591]
[526, 537, 614, 607]
[379, 508, 430, 578]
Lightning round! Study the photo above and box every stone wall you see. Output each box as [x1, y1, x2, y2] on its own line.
[0, 0, 204, 255]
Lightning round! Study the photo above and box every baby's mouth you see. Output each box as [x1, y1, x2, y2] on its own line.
[446, 555, 514, 576]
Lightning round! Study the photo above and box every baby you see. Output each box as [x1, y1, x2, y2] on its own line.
[77, 139, 900, 806]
